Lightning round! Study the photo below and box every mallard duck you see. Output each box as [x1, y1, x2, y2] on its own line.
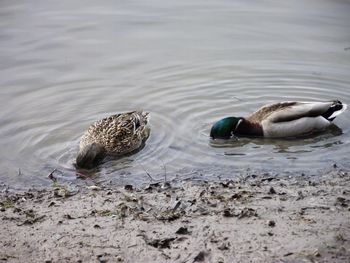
[210, 100, 347, 139]
[76, 111, 150, 169]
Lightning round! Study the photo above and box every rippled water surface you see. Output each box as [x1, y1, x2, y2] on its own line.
[1, 0, 350, 188]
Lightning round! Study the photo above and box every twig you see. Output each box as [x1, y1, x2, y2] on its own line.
[75, 171, 89, 179]
[48, 169, 57, 182]
[161, 160, 167, 183]
[232, 96, 242, 101]
[172, 200, 181, 212]
[127, 244, 138, 248]
[139, 163, 154, 181]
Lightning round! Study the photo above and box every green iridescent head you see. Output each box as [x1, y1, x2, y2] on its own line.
[210, 117, 242, 139]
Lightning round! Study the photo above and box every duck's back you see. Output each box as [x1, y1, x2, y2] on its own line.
[247, 102, 297, 123]
[79, 111, 149, 155]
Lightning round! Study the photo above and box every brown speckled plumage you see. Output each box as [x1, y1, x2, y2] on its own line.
[79, 111, 150, 156]
[246, 102, 297, 123]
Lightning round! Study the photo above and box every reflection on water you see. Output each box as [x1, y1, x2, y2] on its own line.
[212, 124, 344, 155]
[0, 0, 350, 188]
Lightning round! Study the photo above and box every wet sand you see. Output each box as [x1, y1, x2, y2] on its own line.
[1, 169, 349, 263]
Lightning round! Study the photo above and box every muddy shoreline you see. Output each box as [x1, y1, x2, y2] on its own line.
[1, 169, 349, 263]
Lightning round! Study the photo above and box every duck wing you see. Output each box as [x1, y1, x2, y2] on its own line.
[248, 101, 346, 123]
[247, 102, 297, 123]
[80, 111, 149, 153]
[267, 101, 346, 123]
[112, 111, 149, 138]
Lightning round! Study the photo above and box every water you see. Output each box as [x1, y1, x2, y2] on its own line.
[1, 0, 350, 189]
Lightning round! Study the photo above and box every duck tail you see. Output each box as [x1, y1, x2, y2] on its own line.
[322, 100, 347, 121]
[141, 111, 150, 122]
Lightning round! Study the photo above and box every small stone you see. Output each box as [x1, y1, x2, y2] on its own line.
[223, 208, 234, 217]
[308, 181, 317, 187]
[218, 242, 230, 250]
[313, 249, 321, 257]
[335, 233, 346, 242]
[336, 197, 349, 207]
[193, 251, 207, 262]
[296, 191, 304, 200]
[268, 220, 276, 227]
[146, 237, 175, 249]
[268, 187, 276, 194]
[238, 207, 257, 219]
[176, 227, 190, 235]
[230, 193, 242, 200]
[279, 196, 288, 201]
[88, 185, 101, 191]
[64, 214, 74, 220]
[124, 185, 133, 191]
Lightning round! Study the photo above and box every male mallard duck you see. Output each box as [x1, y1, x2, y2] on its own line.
[210, 100, 347, 139]
[76, 111, 150, 169]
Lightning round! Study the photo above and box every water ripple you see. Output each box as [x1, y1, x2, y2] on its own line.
[1, 0, 350, 188]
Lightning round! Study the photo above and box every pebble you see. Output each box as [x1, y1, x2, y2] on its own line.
[268, 220, 276, 227]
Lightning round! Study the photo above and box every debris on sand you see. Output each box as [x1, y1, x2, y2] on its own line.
[335, 197, 350, 207]
[222, 208, 235, 217]
[0, 170, 349, 262]
[267, 220, 276, 227]
[268, 186, 277, 195]
[18, 215, 46, 226]
[143, 236, 176, 249]
[193, 251, 208, 262]
[175, 226, 190, 235]
[47, 169, 57, 182]
[237, 207, 258, 219]
[157, 210, 183, 221]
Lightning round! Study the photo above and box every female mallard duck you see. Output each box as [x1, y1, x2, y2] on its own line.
[210, 100, 347, 139]
[76, 111, 150, 169]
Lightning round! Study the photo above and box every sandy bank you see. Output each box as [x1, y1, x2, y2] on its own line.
[1, 170, 349, 263]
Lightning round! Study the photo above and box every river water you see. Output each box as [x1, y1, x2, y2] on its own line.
[1, 0, 350, 188]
